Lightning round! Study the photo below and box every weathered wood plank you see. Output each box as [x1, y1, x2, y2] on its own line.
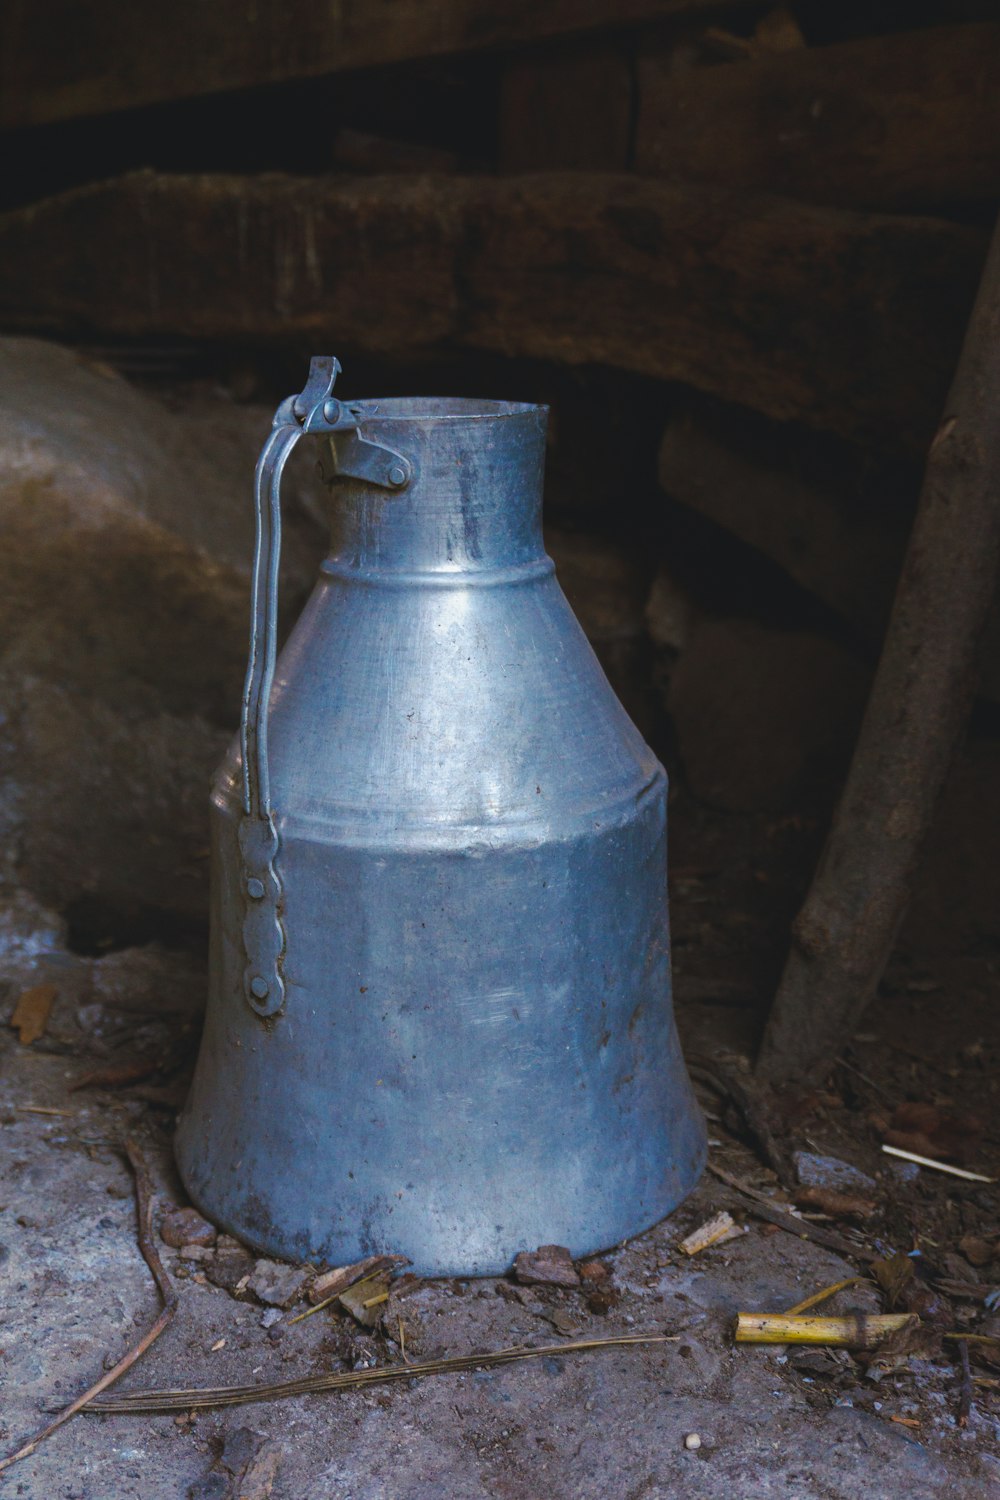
[499, 43, 633, 174]
[0, 0, 755, 130]
[0, 170, 984, 451]
[636, 24, 1000, 212]
[658, 399, 1000, 701]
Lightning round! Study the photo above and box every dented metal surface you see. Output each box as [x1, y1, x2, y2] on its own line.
[176, 362, 705, 1275]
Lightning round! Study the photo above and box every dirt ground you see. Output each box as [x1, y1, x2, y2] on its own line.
[1, 788, 998, 1500]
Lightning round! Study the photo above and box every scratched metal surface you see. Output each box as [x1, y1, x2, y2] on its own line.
[176, 392, 705, 1274]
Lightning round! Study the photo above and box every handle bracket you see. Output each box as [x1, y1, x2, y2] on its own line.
[239, 356, 411, 1019]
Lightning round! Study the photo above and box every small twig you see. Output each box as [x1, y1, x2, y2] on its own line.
[690, 1053, 793, 1187]
[881, 1144, 995, 1182]
[398, 1316, 412, 1366]
[289, 1268, 389, 1325]
[784, 1276, 870, 1315]
[85, 1334, 675, 1415]
[706, 1162, 873, 1262]
[69, 1059, 163, 1093]
[0, 1137, 177, 1474]
[836, 1056, 893, 1103]
[956, 1338, 973, 1428]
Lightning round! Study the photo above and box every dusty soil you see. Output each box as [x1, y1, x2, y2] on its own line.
[0, 788, 998, 1500]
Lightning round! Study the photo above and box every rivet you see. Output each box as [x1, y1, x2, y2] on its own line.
[249, 976, 270, 1001]
[388, 463, 407, 487]
[246, 877, 265, 900]
[322, 398, 341, 424]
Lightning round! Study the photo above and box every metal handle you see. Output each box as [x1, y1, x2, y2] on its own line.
[239, 356, 413, 1018]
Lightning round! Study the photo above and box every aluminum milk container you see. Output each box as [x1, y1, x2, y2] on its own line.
[175, 357, 705, 1274]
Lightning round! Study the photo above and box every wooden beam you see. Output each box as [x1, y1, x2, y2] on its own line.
[0, 170, 984, 451]
[636, 24, 1000, 213]
[0, 0, 755, 130]
[499, 43, 633, 174]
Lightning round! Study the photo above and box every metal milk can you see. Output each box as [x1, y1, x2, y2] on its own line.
[176, 356, 706, 1275]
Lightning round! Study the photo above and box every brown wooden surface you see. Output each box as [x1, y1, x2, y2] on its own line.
[499, 43, 633, 174]
[757, 209, 1000, 1085]
[0, 0, 754, 130]
[0, 170, 984, 452]
[658, 401, 1000, 702]
[636, 24, 1000, 212]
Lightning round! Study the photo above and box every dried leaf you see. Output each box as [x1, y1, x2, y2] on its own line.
[959, 1235, 998, 1269]
[871, 1252, 915, 1310]
[9, 984, 56, 1045]
[862, 1317, 942, 1382]
[884, 1103, 984, 1164]
[338, 1271, 394, 1327]
[794, 1187, 876, 1221]
[576, 1259, 611, 1286]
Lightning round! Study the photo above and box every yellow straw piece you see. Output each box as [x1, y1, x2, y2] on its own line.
[735, 1313, 914, 1349]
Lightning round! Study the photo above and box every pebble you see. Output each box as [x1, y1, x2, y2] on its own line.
[260, 1307, 283, 1329]
[684, 1433, 702, 1451]
[248, 1258, 311, 1309]
[179, 1243, 214, 1263]
[793, 1151, 877, 1195]
[160, 1206, 217, 1249]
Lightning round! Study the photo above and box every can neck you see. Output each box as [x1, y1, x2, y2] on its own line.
[323, 400, 549, 580]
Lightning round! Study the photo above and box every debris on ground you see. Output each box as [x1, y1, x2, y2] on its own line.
[793, 1150, 877, 1195]
[576, 1258, 610, 1286]
[679, 1210, 744, 1255]
[160, 1205, 217, 1249]
[513, 1244, 581, 1288]
[190, 1426, 283, 1500]
[307, 1253, 409, 1306]
[881, 1144, 995, 1182]
[205, 1244, 256, 1295]
[247, 1260, 312, 1310]
[736, 1311, 917, 1348]
[86, 1334, 674, 1414]
[336, 1269, 398, 1328]
[8, 983, 56, 1045]
[879, 1101, 984, 1163]
[793, 1185, 876, 1220]
[0, 1137, 177, 1476]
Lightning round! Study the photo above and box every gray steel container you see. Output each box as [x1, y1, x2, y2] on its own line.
[175, 358, 705, 1275]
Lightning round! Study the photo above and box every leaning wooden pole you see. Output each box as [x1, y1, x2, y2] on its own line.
[756, 212, 1000, 1086]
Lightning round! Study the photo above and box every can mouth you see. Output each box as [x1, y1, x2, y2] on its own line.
[352, 397, 544, 422]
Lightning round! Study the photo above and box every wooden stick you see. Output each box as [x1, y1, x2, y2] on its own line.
[880, 1144, 995, 1182]
[690, 1052, 794, 1186]
[705, 1162, 873, 1262]
[758, 209, 1000, 1085]
[85, 1334, 676, 1415]
[735, 1313, 915, 1349]
[0, 1137, 177, 1474]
